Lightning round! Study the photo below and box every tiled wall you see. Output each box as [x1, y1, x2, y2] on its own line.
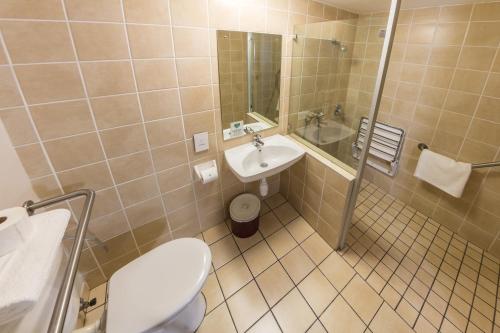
[288, 17, 357, 134]
[346, 3, 500, 254]
[217, 30, 248, 129]
[0, 0, 353, 288]
[280, 149, 355, 249]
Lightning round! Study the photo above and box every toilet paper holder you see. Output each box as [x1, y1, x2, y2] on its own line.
[193, 160, 218, 183]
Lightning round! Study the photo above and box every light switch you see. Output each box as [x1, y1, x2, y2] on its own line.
[193, 132, 209, 153]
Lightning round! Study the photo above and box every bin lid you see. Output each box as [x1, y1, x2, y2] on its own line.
[230, 193, 261, 222]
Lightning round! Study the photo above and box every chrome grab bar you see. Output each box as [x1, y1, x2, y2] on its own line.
[418, 143, 500, 169]
[22, 189, 95, 333]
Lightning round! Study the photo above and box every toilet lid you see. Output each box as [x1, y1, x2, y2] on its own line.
[106, 238, 211, 333]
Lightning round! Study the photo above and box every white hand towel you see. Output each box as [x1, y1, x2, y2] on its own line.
[0, 209, 70, 325]
[414, 149, 472, 198]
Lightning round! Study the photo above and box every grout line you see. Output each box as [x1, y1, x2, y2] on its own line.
[59, 0, 142, 271]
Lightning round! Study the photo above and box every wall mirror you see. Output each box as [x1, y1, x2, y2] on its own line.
[216, 30, 282, 141]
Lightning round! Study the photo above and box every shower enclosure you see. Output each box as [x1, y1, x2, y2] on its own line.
[288, 0, 401, 248]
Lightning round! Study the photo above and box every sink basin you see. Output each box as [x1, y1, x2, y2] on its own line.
[296, 120, 355, 145]
[224, 134, 305, 183]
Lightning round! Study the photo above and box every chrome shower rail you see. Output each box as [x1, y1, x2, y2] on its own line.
[22, 189, 95, 333]
[418, 143, 500, 169]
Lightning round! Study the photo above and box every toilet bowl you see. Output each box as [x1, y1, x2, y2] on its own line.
[79, 238, 212, 333]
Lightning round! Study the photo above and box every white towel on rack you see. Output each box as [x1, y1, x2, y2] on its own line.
[0, 209, 70, 325]
[414, 149, 472, 198]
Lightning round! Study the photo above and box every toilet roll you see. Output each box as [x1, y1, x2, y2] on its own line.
[0, 207, 34, 257]
[200, 167, 218, 184]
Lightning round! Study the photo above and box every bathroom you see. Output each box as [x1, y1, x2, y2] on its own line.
[0, 0, 499, 332]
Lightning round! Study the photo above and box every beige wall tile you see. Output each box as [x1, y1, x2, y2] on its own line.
[90, 94, 142, 129]
[0, 0, 65, 19]
[176, 58, 212, 86]
[125, 197, 164, 228]
[476, 96, 500, 123]
[133, 218, 170, 246]
[151, 141, 188, 171]
[0, 107, 37, 146]
[100, 123, 148, 158]
[44, 132, 104, 171]
[467, 119, 500, 146]
[145, 117, 184, 148]
[183, 110, 215, 138]
[15, 144, 51, 178]
[439, 4, 472, 22]
[450, 69, 488, 94]
[15, 63, 84, 104]
[168, 203, 199, 230]
[139, 89, 181, 121]
[89, 211, 129, 242]
[133, 59, 177, 91]
[163, 185, 195, 212]
[118, 175, 159, 207]
[72, 187, 121, 219]
[172, 28, 210, 57]
[58, 161, 113, 193]
[108, 151, 154, 184]
[433, 23, 467, 45]
[65, 0, 123, 22]
[179, 86, 214, 114]
[484, 73, 500, 98]
[122, 0, 170, 24]
[458, 47, 496, 71]
[31, 175, 63, 199]
[466, 21, 500, 47]
[0, 67, 22, 108]
[157, 164, 192, 193]
[81, 61, 135, 97]
[170, 0, 209, 27]
[30, 100, 94, 140]
[1, 21, 74, 63]
[127, 25, 173, 59]
[71, 23, 129, 61]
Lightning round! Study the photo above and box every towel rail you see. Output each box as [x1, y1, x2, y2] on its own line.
[22, 189, 95, 333]
[418, 143, 500, 169]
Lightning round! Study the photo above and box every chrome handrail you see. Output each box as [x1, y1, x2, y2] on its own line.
[418, 143, 500, 169]
[22, 189, 95, 333]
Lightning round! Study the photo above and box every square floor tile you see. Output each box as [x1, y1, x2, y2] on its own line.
[319, 252, 355, 291]
[341, 275, 383, 324]
[280, 246, 315, 284]
[198, 303, 236, 333]
[227, 281, 269, 332]
[298, 268, 338, 316]
[307, 320, 327, 332]
[396, 298, 419, 327]
[265, 193, 286, 209]
[370, 303, 413, 333]
[210, 236, 240, 269]
[259, 212, 283, 237]
[247, 312, 281, 333]
[256, 262, 294, 306]
[301, 233, 332, 265]
[320, 296, 366, 333]
[274, 202, 300, 224]
[216, 256, 253, 298]
[286, 217, 314, 243]
[243, 240, 277, 276]
[233, 232, 263, 252]
[203, 223, 230, 245]
[267, 228, 297, 258]
[202, 272, 224, 312]
[272, 288, 316, 333]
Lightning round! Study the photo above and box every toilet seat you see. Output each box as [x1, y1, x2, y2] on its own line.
[106, 238, 211, 333]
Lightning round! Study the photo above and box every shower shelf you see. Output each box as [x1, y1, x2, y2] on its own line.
[352, 117, 405, 177]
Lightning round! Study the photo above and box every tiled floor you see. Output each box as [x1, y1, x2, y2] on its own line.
[343, 182, 500, 333]
[83, 188, 500, 333]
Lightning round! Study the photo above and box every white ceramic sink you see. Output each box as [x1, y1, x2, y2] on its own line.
[224, 134, 305, 183]
[296, 120, 355, 145]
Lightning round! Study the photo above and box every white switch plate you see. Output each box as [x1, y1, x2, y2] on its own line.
[193, 132, 209, 153]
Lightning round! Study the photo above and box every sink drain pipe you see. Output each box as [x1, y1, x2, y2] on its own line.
[259, 178, 268, 197]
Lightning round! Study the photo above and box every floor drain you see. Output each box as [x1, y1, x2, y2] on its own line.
[260, 162, 268, 168]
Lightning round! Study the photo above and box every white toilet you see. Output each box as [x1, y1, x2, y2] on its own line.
[92, 238, 211, 333]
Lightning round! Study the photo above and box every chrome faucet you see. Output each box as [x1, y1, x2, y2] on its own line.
[253, 134, 264, 150]
[305, 110, 327, 127]
[334, 104, 344, 120]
